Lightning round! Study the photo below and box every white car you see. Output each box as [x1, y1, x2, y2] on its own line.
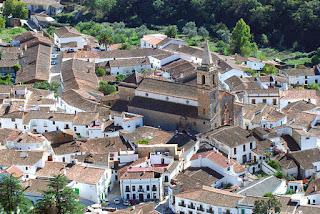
[113, 198, 120, 205]
[51, 54, 58, 59]
[123, 200, 129, 206]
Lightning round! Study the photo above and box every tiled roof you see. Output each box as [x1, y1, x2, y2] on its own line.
[109, 57, 150, 67]
[55, 26, 81, 38]
[290, 148, 320, 170]
[17, 44, 51, 83]
[121, 126, 173, 145]
[176, 186, 243, 208]
[36, 161, 67, 177]
[0, 150, 44, 166]
[66, 164, 106, 185]
[191, 150, 245, 173]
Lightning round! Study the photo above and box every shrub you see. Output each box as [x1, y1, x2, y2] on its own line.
[268, 160, 281, 170]
[96, 67, 106, 77]
[136, 139, 150, 145]
[98, 81, 116, 95]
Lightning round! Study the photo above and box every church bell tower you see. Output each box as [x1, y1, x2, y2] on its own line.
[197, 41, 220, 126]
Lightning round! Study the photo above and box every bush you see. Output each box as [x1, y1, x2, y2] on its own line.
[98, 81, 116, 95]
[0, 74, 13, 85]
[274, 171, 283, 179]
[116, 74, 126, 82]
[33, 81, 60, 95]
[13, 63, 21, 72]
[136, 139, 150, 145]
[261, 64, 278, 75]
[307, 82, 320, 91]
[268, 160, 281, 170]
[96, 67, 106, 77]
[165, 25, 177, 38]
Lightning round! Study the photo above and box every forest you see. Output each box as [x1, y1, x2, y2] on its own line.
[62, 0, 320, 52]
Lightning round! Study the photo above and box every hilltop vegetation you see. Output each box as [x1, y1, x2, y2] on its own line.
[62, 0, 320, 52]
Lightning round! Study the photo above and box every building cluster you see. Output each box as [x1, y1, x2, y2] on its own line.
[0, 22, 320, 213]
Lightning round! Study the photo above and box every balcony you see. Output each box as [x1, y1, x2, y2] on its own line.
[197, 206, 204, 211]
[178, 203, 186, 207]
[206, 208, 214, 213]
[152, 187, 157, 191]
[137, 189, 144, 192]
[125, 189, 130, 192]
[188, 204, 195, 209]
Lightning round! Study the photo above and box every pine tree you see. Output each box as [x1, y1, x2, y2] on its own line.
[35, 175, 83, 214]
[0, 175, 32, 213]
[230, 19, 257, 56]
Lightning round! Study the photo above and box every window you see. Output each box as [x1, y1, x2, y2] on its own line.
[201, 75, 205, 85]
[126, 194, 129, 199]
[139, 185, 142, 190]
[273, 99, 277, 105]
[250, 142, 253, 149]
[74, 127, 77, 131]
[243, 144, 246, 152]
[251, 99, 256, 104]
[11, 118, 15, 122]
[132, 186, 135, 191]
[53, 121, 55, 125]
[133, 194, 136, 200]
[146, 185, 150, 191]
[125, 186, 130, 192]
[165, 176, 169, 182]
[234, 148, 237, 155]
[263, 99, 267, 103]
[145, 93, 149, 97]
[25, 167, 28, 170]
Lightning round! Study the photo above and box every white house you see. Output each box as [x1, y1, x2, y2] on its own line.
[140, 34, 167, 49]
[172, 186, 246, 214]
[292, 128, 320, 151]
[66, 164, 111, 203]
[200, 126, 257, 164]
[119, 158, 165, 202]
[109, 57, 152, 75]
[54, 27, 87, 52]
[279, 89, 319, 109]
[5, 132, 50, 151]
[148, 53, 180, 69]
[281, 66, 320, 86]
[190, 150, 245, 186]
[0, 150, 47, 180]
[113, 112, 143, 133]
[22, 0, 64, 15]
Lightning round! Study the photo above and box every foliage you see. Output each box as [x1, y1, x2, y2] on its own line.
[136, 139, 150, 145]
[35, 175, 83, 214]
[261, 64, 278, 75]
[198, 26, 209, 39]
[253, 195, 281, 214]
[244, 68, 257, 77]
[215, 40, 230, 56]
[76, 22, 154, 47]
[165, 25, 177, 38]
[268, 160, 281, 170]
[116, 74, 126, 82]
[0, 74, 13, 85]
[13, 63, 21, 72]
[274, 171, 284, 179]
[286, 189, 296, 195]
[0, 16, 5, 30]
[263, 192, 273, 197]
[311, 48, 320, 65]
[33, 81, 60, 95]
[230, 19, 257, 57]
[3, 0, 28, 19]
[0, 27, 27, 43]
[307, 82, 320, 91]
[96, 67, 106, 77]
[84, 0, 117, 19]
[46, 26, 56, 37]
[182, 22, 198, 38]
[259, 34, 269, 47]
[0, 175, 32, 213]
[98, 80, 116, 95]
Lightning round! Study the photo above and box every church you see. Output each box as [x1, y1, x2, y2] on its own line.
[115, 42, 241, 133]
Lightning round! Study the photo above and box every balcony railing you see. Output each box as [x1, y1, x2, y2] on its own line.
[197, 206, 204, 211]
[138, 189, 144, 192]
[206, 208, 214, 213]
[188, 205, 195, 209]
[178, 203, 186, 207]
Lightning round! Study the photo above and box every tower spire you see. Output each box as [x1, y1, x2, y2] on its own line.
[202, 40, 213, 67]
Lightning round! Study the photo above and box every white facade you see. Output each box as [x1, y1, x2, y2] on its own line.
[113, 112, 144, 133]
[54, 34, 87, 52]
[110, 64, 152, 76]
[148, 54, 180, 69]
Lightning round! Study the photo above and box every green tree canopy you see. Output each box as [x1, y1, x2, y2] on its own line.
[230, 18, 257, 56]
[98, 80, 116, 95]
[182, 22, 198, 38]
[3, 0, 28, 19]
[96, 67, 106, 77]
[35, 175, 83, 214]
[198, 26, 209, 39]
[311, 48, 320, 65]
[0, 175, 32, 213]
[253, 195, 281, 214]
[165, 25, 177, 38]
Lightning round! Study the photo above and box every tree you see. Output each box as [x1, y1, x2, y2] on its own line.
[259, 34, 269, 47]
[230, 19, 257, 56]
[0, 74, 13, 85]
[98, 80, 116, 95]
[253, 195, 281, 214]
[0, 16, 5, 30]
[198, 26, 209, 39]
[182, 22, 197, 38]
[96, 67, 106, 77]
[0, 175, 32, 213]
[98, 31, 113, 50]
[116, 74, 126, 82]
[35, 175, 83, 214]
[311, 48, 320, 65]
[3, 0, 28, 19]
[165, 25, 177, 38]
[261, 64, 279, 75]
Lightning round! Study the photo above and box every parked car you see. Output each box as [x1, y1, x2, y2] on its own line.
[114, 198, 121, 205]
[123, 200, 129, 206]
[51, 61, 57, 65]
[51, 54, 58, 59]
